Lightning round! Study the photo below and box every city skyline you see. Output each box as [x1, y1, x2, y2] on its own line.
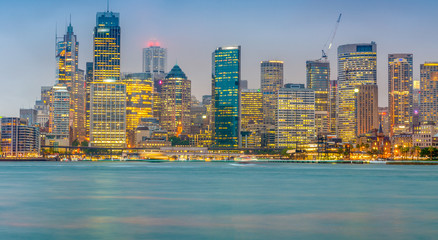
[2, 0, 438, 116]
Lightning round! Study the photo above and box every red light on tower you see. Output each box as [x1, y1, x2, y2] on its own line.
[147, 40, 161, 47]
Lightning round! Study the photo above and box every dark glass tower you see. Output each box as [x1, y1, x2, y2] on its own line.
[212, 46, 241, 148]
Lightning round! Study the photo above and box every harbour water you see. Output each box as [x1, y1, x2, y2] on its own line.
[0, 162, 437, 239]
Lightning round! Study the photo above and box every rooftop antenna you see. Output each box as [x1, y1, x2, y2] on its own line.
[69, 14, 71, 26]
[107, 0, 109, 12]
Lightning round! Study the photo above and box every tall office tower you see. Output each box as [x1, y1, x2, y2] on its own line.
[85, 62, 93, 140]
[19, 109, 37, 126]
[70, 69, 86, 143]
[240, 89, 263, 131]
[90, 81, 126, 148]
[48, 84, 70, 145]
[212, 46, 241, 148]
[388, 54, 413, 136]
[420, 63, 438, 123]
[1, 118, 40, 157]
[276, 87, 315, 148]
[306, 59, 330, 136]
[160, 65, 191, 136]
[413, 79, 420, 126]
[337, 42, 377, 142]
[56, 22, 78, 89]
[142, 43, 167, 74]
[90, 10, 125, 148]
[356, 84, 379, 136]
[240, 89, 263, 148]
[261, 61, 284, 126]
[123, 73, 153, 147]
[329, 80, 337, 135]
[93, 11, 120, 82]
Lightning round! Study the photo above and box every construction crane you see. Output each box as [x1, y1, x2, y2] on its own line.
[321, 14, 342, 60]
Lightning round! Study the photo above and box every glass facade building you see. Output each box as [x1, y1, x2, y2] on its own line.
[142, 45, 167, 74]
[212, 46, 241, 148]
[56, 23, 78, 89]
[388, 54, 413, 136]
[306, 60, 330, 136]
[1, 118, 40, 157]
[337, 42, 377, 142]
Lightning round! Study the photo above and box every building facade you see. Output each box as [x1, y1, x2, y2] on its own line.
[1, 118, 40, 157]
[356, 84, 379, 136]
[329, 80, 337, 135]
[337, 42, 377, 142]
[388, 54, 413, 136]
[420, 63, 438, 123]
[56, 23, 78, 89]
[306, 59, 330, 136]
[212, 46, 241, 148]
[160, 65, 191, 137]
[241, 89, 263, 148]
[261, 61, 284, 126]
[142, 44, 167, 74]
[276, 88, 315, 148]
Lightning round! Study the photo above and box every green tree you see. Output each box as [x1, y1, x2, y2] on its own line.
[169, 136, 190, 146]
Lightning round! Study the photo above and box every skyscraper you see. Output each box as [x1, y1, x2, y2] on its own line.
[142, 43, 167, 74]
[276, 87, 315, 148]
[160, 65, 191, 136]
[329, 80, 337, 135]
[356, 84, 379, 136]
[93, 11, 121, 82]
[48, 84, 70, 146]
[123, 73, 154, 147]
[241, 89, 263, 148]
[306, 59, 330, 136]
[70, 69, 86, 143]
[388, 54, 413, 136]
[261, 61, 284, 126]
[56, 22, 78, 89]
[420, 62, 438, 123]
[90, 10, 125, 148]
[337, 42, 377, 142]
[212, 46, 241, 148]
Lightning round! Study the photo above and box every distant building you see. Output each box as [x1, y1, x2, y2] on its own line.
[212, 46, 241, 148]
[261, 61, 284, 126]
[19, 109, 37, 126]
[276, 88, 315, 148]
[56, 22, 78, 89]
[420, 63, 438, 123]
[49, 84, 70, 144]
[142, 44, 167, 74]
[160, 65, 191, 136]
[388, 54, 413, 136]
[306, 59, 330, 136]
[329, 80, 337, 135]
[241, 89, 263, 148]
[413, 122, 437, 148]
[378, 107, 390, 136]
[202, 95, 212, 106]
[284, 83, 305, 89]
[413, 79, 420, 126]
[70, 69, 86, 143]
[240, 80, 248, 90]
[1, 118, 40, 157]
[337, 42, 377, 142]
[356, 84, 379, 136]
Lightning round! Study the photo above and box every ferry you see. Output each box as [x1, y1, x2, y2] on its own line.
[234, 155, 258, 164]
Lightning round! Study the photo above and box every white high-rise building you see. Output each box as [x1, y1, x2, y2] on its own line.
[142, 44, 167, 74]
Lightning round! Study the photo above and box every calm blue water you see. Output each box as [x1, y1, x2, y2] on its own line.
[0, 162, 437, 240]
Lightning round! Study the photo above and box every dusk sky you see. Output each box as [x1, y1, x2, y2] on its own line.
[1, 0, 438, 116]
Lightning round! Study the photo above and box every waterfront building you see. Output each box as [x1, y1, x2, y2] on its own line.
[306, 59, 330, 136]
[388, 54, 413, 136]
[123, 73, 154, 147]
[89, 10, 126, 148]
[413, 122, 437, 148]
[378, 107, 390, 136]
[1, 118, 40, 157]
[56, 22, 78, 89]
[276, 87, 315, 148]
[48, 84, 70, 145]
[212, 46, 241, 148]
[241, 89, 263, 148]
[261, 61, 284, 126]
[356, 84, 379, 136]
[240, 89, 263, 131]
[89, 81, 126, 148]
[93, 11, 120, 82]
[329, 80, 337, 135]
[337, 42, 377, 142]
[85, 62, 93, 140]
[19, 109, 37, 126]
[420, 63, 438, 123]
[160, 65, 191, 137]
[70, 69, 86, 143]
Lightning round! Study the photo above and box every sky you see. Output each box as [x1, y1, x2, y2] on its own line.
[1, 0, 438, 117]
